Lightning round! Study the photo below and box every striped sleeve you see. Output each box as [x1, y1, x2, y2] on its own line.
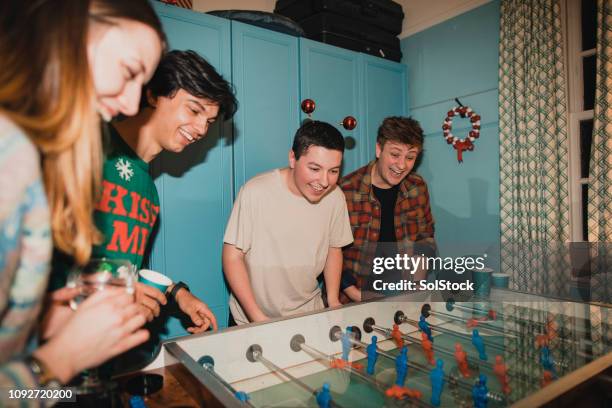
[0, 117, 53, 407]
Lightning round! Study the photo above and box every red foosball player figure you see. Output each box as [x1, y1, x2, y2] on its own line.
[329, 358, 363, 371]
[467, 318, 479, 329]
[421, 332, 435, 365]
[535, 333, 549, 348]
[391, 324, 404, 349]
[454, 343, 471, 378]
[541, 370, 554, 387]
[546, 315, 558, 341]
[385, 385, 423, 400]
[488, 309, 497, 320]
[493, 355, 511, 394]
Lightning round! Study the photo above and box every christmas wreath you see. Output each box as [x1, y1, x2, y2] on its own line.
[442, 105, 481, 163]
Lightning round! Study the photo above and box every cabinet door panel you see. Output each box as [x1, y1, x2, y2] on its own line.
[232, 22, 299, 190]
[300, 39, 364, 176]
[149, 3, 233, 333]
[362, 54, 408, 159]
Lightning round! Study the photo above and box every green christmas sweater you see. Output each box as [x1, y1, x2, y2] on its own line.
[49, 126, 159, 290]
[92, 126, 160, 268]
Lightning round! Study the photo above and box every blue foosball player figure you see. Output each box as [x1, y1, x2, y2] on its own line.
[386, 345, 422, 400]
[395, 345, 409, 386]
[429, 359, 444, 407]
[316, 382, 332, 408]
[366, 336, 379, 375]
[419, 315, 433, 341]
[472, 329, 488, 360]
[234, 391, 250, 403]
[341, 327, 352, 361]
[540, 346, 557, 377]
[129, 396, 147, 408]
[430, 359, 445, 407]
[472, 374, 489, 408]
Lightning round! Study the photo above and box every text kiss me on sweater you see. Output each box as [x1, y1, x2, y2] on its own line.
[95, 180, 160, 255]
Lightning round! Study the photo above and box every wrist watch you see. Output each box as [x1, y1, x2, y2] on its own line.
[170, 281, 190, 300]
[26, 355, 61, 388]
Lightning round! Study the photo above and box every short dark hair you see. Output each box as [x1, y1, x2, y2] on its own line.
[143, 50, 237, 120]
[292, 121, 345, 160]
[377, 116, 424, 149]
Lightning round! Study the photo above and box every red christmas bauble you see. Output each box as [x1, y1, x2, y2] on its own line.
[342, 116, 357, 130]
[301, 99, 315, 114]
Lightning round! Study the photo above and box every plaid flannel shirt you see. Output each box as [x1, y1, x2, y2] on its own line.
[339, 160, 437, 287]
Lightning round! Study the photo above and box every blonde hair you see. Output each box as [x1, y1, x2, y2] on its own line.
[0, 1, 165, 265]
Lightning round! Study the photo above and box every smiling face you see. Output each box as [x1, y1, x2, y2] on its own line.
[88, 18, 162, 121]
[372, 141, 420, 188]
[287, 145, 343, 203]
[148, 89, 220, 153]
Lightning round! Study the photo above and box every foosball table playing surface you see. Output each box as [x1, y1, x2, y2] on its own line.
[129, 289, 611, 407]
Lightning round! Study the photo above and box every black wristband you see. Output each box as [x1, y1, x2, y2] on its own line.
[170, 281, 190, 299]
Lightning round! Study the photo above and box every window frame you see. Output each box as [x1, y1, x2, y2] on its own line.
[564, 0, 595, 242]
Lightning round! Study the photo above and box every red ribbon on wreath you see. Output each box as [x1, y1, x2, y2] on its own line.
[442, 105, 481, 163]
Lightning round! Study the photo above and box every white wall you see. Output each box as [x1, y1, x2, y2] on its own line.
[398, 0, 491, 37]
[192, 0, 492, 39]
[193, 0, 275, 13]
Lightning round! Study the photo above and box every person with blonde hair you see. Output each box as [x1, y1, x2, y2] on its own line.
[0, 0, 165, 394]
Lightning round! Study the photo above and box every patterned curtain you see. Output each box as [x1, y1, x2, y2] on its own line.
[588, 0, 611, 305]
[498, 0, 571, 296]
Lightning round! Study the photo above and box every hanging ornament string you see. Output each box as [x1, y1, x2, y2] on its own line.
[442, 104, 481, 163]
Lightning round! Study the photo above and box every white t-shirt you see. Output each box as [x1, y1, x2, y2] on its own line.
[224, 169, 353, 324]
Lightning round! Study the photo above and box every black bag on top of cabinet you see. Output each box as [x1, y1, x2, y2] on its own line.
[274, 0, 404, 36]
[308, 31, 402, 62]
[300, 12, 399, 49]
[207, 10, 305, 36]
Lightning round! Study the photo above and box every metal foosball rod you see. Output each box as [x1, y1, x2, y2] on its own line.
[366, 320, 413, 342]
[442, 298, 592, 360]
[419, 304, 519, 338]
[362, 318, 491, 372]
[446, 300, 572, 348]
[396, 310, 574, 376]
[197, 356, 256, 406]
[393, 311, 506, 353]
[246, 344, 345, 408]
[326, 328, 506, 406]
[362, 319, 550, 397]
[444, 298, 554, 330]
[290, 334, 433, 408]
[429, 311, 577, 379]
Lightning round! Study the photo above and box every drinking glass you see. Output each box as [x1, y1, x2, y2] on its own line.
[66, 258, 136, 393]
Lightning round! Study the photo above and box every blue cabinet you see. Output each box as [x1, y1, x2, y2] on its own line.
[300, 39, 364, 175]
[300, 40, 407, 174]
[149, 3, 233, 336]
[231, 22, 300, 191]
[148, 4, 408, 336]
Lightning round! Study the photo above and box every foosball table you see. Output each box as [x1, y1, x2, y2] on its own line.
[126, 289, 611, 407]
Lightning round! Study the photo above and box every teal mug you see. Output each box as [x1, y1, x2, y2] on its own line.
[472, 267, 493, 298]
[491, 272, 510, 288]
[138, 269, 172, 293]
